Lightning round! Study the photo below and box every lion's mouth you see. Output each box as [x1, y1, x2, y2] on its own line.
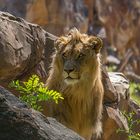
[66, 76, 73, 80]
[65, 76, 78, 79]
[64, 75, 79, 85]
[63, 71, 80, 84]
[64, 77, 79, 85]
[63, 71, 79, 78]
[65, 76, 79, 81]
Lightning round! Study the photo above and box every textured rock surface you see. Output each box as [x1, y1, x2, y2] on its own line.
[0, 0, 27, 17]
[26, 0, 88, 35]
[95, 0, 140, 75]
[0, 12, 139, 140]
[0, 11, 55, 84]
[102, 67, 118, 104]
[109, 72, 130, 111]
[99, 72, 129, 140]
[0, 0, 139, 75]
[0, 12, 45, 82]
[0, 86, 84, 140]
[98, 107, 128, 140]
[0, 0, 88, 36]
[0, 0, 98, 36]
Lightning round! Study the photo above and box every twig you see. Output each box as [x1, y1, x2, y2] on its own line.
[125, 71, 140, 83]
[118, 49, 133, 72]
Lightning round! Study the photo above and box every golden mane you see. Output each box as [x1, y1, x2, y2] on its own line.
[45, 28, 104, 140]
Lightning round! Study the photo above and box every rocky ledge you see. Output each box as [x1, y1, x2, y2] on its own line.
[0, 12, 139, 140]
[0, 86, 84, 140]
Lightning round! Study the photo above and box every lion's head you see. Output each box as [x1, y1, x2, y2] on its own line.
[53, 28, 103, 85]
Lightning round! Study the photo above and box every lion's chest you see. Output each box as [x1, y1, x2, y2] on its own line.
[55, 91, 93, 134]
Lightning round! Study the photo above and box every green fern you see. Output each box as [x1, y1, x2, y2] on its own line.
[9, 75, 64, 111]
[117, 111, 140, 140]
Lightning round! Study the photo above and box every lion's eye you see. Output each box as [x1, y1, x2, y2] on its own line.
[77, 53, 85, 59]
[62, 53, 67, 58]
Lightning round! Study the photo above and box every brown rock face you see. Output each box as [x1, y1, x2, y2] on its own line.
[0, 0, 27, 17]
[96, 0, 140, 75]
[26, 0, 48, 26]
[0, 0, 88, 36]
[0, 12, 45, 83]
[26, 0, 88, 36]
[1, 1, 140, 76]
[0, 12, 139, 140]
[0, 86, 84, 140]
[98, 107, 128, 140]
[99, 72, 129, 140]
[108, 72, 130, 111]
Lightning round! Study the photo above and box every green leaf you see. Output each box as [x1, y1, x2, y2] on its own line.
[8, 74, 64, 111]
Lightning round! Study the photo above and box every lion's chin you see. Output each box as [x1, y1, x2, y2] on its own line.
[64, 77, 79, 85]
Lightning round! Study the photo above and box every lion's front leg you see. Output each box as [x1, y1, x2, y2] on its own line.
[91, 94, 103, 139]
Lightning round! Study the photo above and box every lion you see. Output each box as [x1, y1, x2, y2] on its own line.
[45, 28, 104, 140]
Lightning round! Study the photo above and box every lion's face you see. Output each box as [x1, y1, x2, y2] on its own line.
[54, 28, 103, 85]
[61, 42, 96, 85]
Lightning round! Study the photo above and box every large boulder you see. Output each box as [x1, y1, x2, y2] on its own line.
[95, 0, 140, 75]
[26, 0, 88, 35]
[1, 0, 140, 75]
[0, 11, 54, 85]
[0, 0, 88, 36]
[0, 0, 27, 17]
[99, 72, 129, 140]
[0, 86, 84, 140]
[0, 12, 139, 140]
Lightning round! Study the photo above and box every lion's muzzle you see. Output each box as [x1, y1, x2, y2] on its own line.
[63, 70, 79, 84]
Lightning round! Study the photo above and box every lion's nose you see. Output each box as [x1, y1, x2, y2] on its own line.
[64, 68, 74, 74]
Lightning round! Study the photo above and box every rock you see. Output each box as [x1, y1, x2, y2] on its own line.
[108, 72, 130, 111]
[0, 0, 27, 17]
[0, 12, 139, 140]
[96, 72, 130, 140]
[0, 0, 88, 36]
[26, 0, 48, 26]
[0, 11, 45, 83]
[0, 86, 84, 140]
[1, 0, 140, 75]
[95, 0, 140, 75]
[102, 67, 118, 104]
[0, 11, 56, 85]
[98, 107, 128, 140]
[26, 0, 88, 35]
[107, 55, 120, 65]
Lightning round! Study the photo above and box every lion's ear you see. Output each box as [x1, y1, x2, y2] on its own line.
[89, 37, 103, 54]
[54, 37, 67, 51]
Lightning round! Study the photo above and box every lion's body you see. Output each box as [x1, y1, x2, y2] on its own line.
[45, 28, 104, 140]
